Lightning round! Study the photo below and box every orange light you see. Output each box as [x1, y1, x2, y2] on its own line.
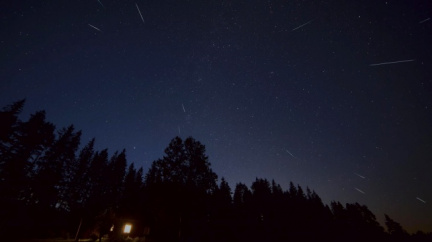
[123, 224, 132, 234]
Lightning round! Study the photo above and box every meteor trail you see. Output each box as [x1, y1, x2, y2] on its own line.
[136, 3, 145, 24]
[354, 173, 365, 179]
[285, 150, 296, 158]
[97, 0, 104, 8]
[355, 188, 365, 194]
[182, 103, 186, 113]
[369, 59, 414, 66]
[292, 19, 314, 31]
[416, 197, 426, 203]
[419, 18, 430, 24]
[88, 24, 102, 32]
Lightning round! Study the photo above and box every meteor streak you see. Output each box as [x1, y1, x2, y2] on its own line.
[354, 173, 365, 179]
[136, 3, 145, 24]
[88, 24, 102, 32]
[369, 59, 414, 66]
[285, 150, 296, 158]
[355, 188, 365, 194]
[292, 19, 314, 31]
[97, 0, 104, 8]
[419, 18, 430, 24]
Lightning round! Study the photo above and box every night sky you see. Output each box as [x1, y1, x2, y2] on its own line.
[1, 0, 431, 233]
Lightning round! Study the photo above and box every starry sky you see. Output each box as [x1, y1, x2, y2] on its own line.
[1, 0, 431, 233]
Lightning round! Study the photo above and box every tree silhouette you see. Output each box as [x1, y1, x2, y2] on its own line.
[250, 178, 272, 224]
[1, 100, 427, 241]
[63, 138, 95, 239]
[345, 203, 385, 241]
[144, 136, 218, 242]
[385, 214, 409, 241]
[0, 103, 59, 238]
[0, 99, 25, 151]
[85, 149, 110, 214]
[233, 182, 252, 208]
[32, 125, 81, 210]
[120, 163, 143, 216]
[214, 177, 232, 208]
[208, 178, 234, 241]
[105, 149, 127, 208]
[329, 201, 386, 242]
[145, 136, 217, 193]
[1, 111, 55, 204]
[67, 138, 95, 213]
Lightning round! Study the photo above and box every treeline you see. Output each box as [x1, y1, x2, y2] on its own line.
[0, 100, 430, 242]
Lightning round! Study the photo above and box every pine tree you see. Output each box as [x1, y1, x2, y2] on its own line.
[0, 99, 25, 154]
[119, 163, 143, 217]
[213, 177, 232, 211]
[105, 149, 127, 208]
[67, 138, 95, 213]
[1, 110, 55, 204]
[233, 182, 251, 207]
[85, 149, 110, 215]
[32, 125, 81, 210]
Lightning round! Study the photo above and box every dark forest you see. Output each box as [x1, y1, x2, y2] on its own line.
[0, 100, 430, 242]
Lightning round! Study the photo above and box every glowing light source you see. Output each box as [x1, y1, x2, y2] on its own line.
[123, 224, 132, 234]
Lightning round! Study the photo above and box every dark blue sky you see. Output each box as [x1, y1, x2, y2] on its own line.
[1, 0, 431, 233]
